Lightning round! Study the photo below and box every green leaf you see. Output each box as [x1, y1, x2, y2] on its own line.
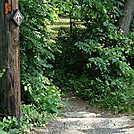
[0, 130, 8, 134]
[103, 8, 107, 14]
[0, 73, 3, 77]
[51, 106, 59, 113]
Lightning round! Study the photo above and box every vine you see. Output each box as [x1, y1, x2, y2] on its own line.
[0, 65, 10, 77]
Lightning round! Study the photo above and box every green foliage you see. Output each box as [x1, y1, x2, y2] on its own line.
[53, 0, 134, 112]
[0, 70, 5, 78]
[19, 0, 63, 114]
[100, 87, 134, 113]
[22, 76, 64, 113]
[75, 36, 133, 90]
[21, 104, 46, 127]
[0, 116, 20, 134]
[20, 0, 57, 79]
[0, 104, 60, 134]
[0, 66, 10, 77]
[66, 77, 110, 102]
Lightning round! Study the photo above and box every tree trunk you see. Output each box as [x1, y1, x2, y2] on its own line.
[0, 0, 20, 121]
[70, 10, 73, 36]
[117, 0, 134, 34]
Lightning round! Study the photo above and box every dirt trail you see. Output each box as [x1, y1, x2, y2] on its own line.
[30, 92, 134, 134]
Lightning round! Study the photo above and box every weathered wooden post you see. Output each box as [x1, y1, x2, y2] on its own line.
[0, 0, 23, 120]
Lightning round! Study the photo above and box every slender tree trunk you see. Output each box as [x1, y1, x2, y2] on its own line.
[0, 0, 20, 121]
[70, 1, 74, 37]
[70, 10, 72, 36]
[117, 0, 134, 34]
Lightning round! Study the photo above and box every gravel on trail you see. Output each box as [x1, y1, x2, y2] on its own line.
[28, 92, 134, 134]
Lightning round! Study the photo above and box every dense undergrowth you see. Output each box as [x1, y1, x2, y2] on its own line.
[0, 0, 134, 133]
[19, 0, 66, 113]
[53, 0, 134, 113]
[1, 0, 63, 133]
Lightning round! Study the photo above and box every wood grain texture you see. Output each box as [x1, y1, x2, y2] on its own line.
[0, 0, 20, 120]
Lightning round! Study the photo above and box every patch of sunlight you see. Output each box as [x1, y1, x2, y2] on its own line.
[48, 25, 70, 30]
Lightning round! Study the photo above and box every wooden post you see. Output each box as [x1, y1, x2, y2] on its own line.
[0, 0, 20, 120]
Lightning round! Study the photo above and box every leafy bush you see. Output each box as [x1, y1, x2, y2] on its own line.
[0, 116, 20, 134]
[0, 1, 64, 133]
[22, 76, 64, 113]
[0, 103, 61, 134]
[21, 76, 64, 116]
[100, 87, 134, 113]
[19, 0, 64, 114]
[21, 104, 46, 127]
[53, 0, 134, 112]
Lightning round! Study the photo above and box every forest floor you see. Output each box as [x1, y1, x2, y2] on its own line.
[28, 92, 134, 134]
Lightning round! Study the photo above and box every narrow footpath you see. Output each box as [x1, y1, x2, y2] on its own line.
[31, 92, 134, 134]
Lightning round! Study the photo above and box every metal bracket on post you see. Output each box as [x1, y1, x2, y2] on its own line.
[4, 0, 12, 14]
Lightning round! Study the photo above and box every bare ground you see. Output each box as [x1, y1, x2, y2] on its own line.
[28, 92, 134, 134]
